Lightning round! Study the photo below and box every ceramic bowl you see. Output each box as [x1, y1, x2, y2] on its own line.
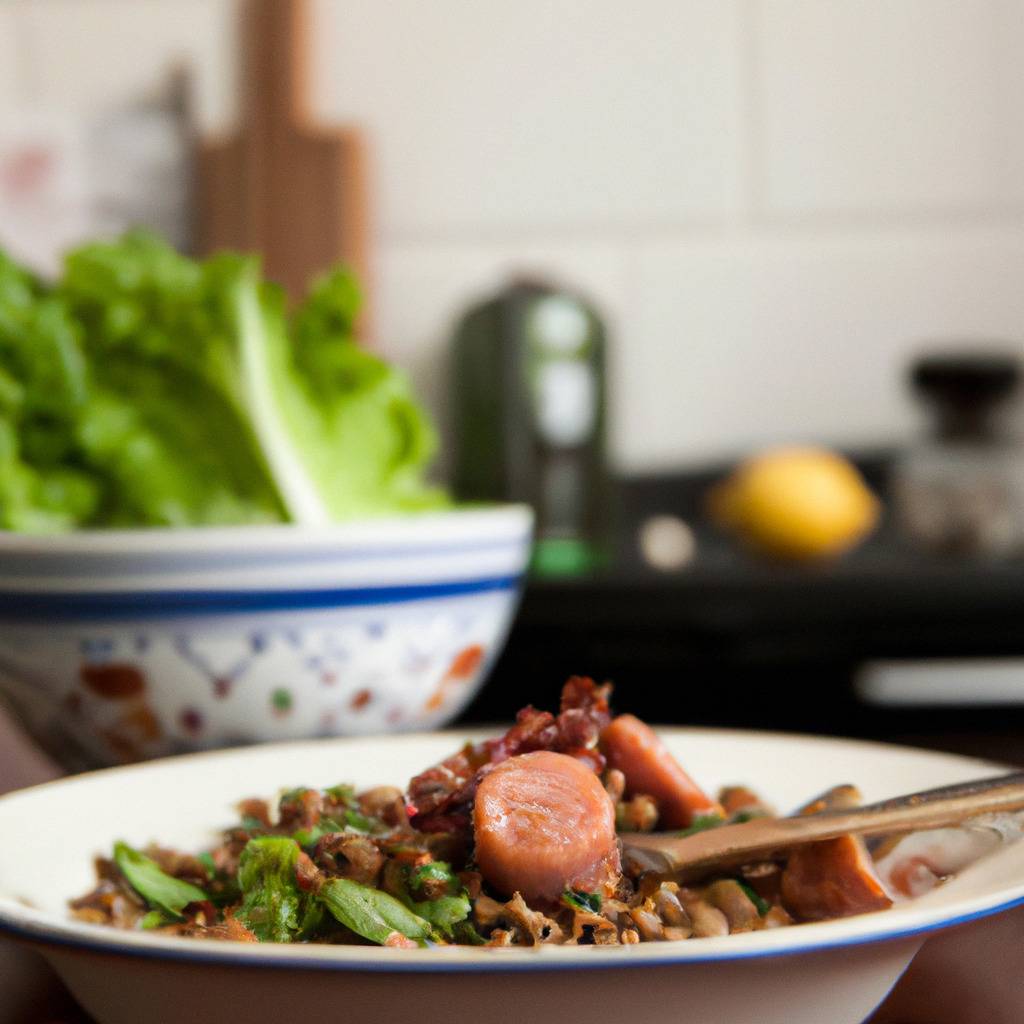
[0, 506, 532, 768]
[1, 729, 1023, 1024]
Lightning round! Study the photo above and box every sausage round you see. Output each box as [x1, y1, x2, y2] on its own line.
[601, 714, 723, 830]
[473, 751, 620, 904]
[781, 836, 893, 921]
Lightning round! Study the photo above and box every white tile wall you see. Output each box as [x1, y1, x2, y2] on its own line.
[754, 0, 1009, 218]
[311, 0, 745, 236]
[993, 0, 1024, 207]
[0, 5, 23, 105]
[3, 0, 1024, 471]
[621, 227, 1024, 469]
[15, 0, 238, 133]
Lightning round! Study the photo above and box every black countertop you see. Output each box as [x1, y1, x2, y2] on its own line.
[458, 465, 1024, 762]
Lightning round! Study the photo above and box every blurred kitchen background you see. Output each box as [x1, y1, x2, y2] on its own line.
[3, 0, 1024, 762]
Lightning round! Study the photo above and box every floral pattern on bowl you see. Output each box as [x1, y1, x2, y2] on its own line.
[0, 507, 532, 769]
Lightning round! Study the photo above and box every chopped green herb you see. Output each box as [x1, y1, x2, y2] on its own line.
[291, 816, 345, 849]
[735, 879, 771, 917]
[318, 877, 431, 946]
[193, 849, 242, 907]
[561, 889, 603, 914]
[410, 893, 471, 937]
[279, 786, 313, 804]
[292, 806, 382, 848]
[140, 909, 171, 930]
[408, 860, 457, 894]
[729, 809, 766, 824]
[393, 861, 470, 937]
[113, 842, 207, 920]
[343, 808, 378, 834]
[208, 876, 242, 908]
[451, 919, 487, 945]
[324, 783, 357, 807]
[239, 815, 269, 833]
[675, 814, 725, 838]
[296, 900, 326, 941]
[235, 837, 308, 943]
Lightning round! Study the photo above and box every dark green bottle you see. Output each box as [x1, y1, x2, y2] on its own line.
[451, 279, 608, 576]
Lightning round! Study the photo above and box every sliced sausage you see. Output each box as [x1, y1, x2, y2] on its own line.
[473, 751, 620, 904]
[781, 836, 893, 921]
[601, 715, 723, 829]
[782, 781, 892, 920]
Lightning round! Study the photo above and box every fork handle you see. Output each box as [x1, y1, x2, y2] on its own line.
[621, 770, 1024, 881]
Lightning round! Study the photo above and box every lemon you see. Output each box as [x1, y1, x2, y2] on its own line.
[709, 447, 879, 560]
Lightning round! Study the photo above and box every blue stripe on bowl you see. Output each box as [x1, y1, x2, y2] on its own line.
[0, 575, 521, 621]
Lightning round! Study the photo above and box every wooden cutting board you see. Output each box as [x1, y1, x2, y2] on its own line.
[196, 0, 370, 333]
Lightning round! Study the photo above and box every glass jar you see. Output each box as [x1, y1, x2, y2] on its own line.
[892, 349, 1024, 556]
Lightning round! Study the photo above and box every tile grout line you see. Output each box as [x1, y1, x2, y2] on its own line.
[373, 209, 1024, 253]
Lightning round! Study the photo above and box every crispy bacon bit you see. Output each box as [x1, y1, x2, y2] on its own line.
[563, 746, 607, 774]
[357, 787, 407, 829]
[237, 798, 272, 829]
[405, 677, 612, 834]
[295, 852, 323, 893]
[278, 789, 323, 832]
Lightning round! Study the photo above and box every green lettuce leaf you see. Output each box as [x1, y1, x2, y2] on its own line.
[395, 860, 471, 938]
[113, 842, 207, 919]
[318, 877, 431, 946]
[234, 836, 309, 943]
[0, 232, 446, 532]
[0, 252, 99, 531]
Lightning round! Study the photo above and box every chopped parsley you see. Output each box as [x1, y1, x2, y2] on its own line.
[561, 889, 603, 914]
[735, 879, 771, 917]
[675, 814, 725, 838]
[113, 842, 207, 921]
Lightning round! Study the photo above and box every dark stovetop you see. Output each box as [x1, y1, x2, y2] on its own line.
[457, 462, 1024, 764]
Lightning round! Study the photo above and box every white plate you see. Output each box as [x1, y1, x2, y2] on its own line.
[1, 729, 1022, 1024]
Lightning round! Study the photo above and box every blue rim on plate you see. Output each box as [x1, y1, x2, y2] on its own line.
[3, 895, 1023, 974]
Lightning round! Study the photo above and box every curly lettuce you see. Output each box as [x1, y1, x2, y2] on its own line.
[0, 232, 446, 531]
